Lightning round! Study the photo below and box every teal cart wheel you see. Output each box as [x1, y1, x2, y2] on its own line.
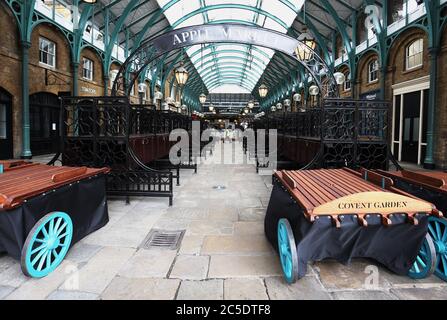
[427, 217, 447, 282]
[407, 234, 436, 279]
[20, 212, 73, 278]
[277, 218, 298, 284]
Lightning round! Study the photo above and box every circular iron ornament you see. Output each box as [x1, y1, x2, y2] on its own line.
[407, 234, 436, 279]
[111, 24, 339, 100]
[277, 218, 298, 284]
[21, 212, 73, 278]
[427, 217, 447, 281]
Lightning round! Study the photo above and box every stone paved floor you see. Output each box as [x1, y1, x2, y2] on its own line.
[1, 142, 446, 300]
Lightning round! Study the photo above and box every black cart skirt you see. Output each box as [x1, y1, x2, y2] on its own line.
[0, 175, 109, 260]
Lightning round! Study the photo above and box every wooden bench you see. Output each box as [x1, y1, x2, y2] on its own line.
[274, 168, 440, 228]
[377, 170, 447, 193]
[0, 163, 110, 210]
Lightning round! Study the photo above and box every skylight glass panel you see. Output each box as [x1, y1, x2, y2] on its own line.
[263, 18, 287, 33]
[163, 0, 201, 27]
[207, 8, 254, 23]
[210, 84, 250, 93]
[155, 0, 299, 92]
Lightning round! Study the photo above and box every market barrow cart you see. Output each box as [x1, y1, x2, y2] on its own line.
[374, 169, 447, 281]
[265, 167, 443, 283]
[0, 162, 110, 277]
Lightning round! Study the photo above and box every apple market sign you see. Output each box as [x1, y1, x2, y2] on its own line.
[146, 24, 300, 58]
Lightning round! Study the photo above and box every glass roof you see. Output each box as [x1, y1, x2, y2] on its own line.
[156, 0, 304, 93]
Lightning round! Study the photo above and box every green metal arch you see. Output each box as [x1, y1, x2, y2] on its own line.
[171, 4, 290, 30]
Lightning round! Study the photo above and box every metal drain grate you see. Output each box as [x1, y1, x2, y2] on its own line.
[140, 229, 185, 250]
[212, 185, 226, 190]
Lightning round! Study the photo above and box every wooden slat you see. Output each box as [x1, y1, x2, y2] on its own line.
[0, 163, 110, 210]
[52, 167, 88, 183]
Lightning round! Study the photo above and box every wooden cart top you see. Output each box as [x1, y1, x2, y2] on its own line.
[377, 169, 447, 192]
[275, 168, 439, 227]
[0, 163, 110, 210]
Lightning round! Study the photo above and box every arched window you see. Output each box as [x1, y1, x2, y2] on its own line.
[344, 72, 351, 91]
[368, 59, 379, 83]
[406, 38, 423, 70]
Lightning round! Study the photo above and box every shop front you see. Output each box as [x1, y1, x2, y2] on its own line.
[392, 76, 429, 165]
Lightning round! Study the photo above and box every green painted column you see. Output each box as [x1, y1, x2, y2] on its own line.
[103, 75, 109, 96]
[21, 40, 32, 159]
[424, 47, 439, 169]
[72, 62, 80, 95]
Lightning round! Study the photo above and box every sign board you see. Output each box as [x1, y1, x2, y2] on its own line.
[146, 24, 300, 58]
[312, 191, 433, 216]
[81, 86, 97, 94]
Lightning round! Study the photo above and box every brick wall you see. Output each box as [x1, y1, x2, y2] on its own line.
[0, 3, 22, 157]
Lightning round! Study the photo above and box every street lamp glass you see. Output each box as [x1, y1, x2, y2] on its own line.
[258, 84, 268, 98]
[175, 63, 189, 86]
[296, 30, 316, 61]
[199, 93, 207, 104]
[309, 85, 320, 96]
[247, 100, 255, 109]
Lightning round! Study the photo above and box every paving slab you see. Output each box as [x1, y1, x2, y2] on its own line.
[170, 255, 209, 280]
[314, 260, 391, 291]
[187, 220, 233, 236]
[47, 290, 98, 300]
[224, 278, 269, 300]
[68, 247, 135, 294]
[331, 290, 397, 300]
[0, 265, 29, 288]
[165, 207, 209, 220]
[178, 235, 204, 255]
[176, 280, 224, 300]
[118, 249, 176, 278]
[390, 287, 447, 300]
[82, 222, 156, 248]
[207, 207, 239, 222]
[65, 242, 103, 264]
[208, 255, 282, 278]
[238, 207, 266, 221]
[101, 277, 180, 300]
[0, 286, 15, 299]
[0, 256, 19, 274]
[6, 261, 76, 299]
[265, 276, 331, 300]
[233, 221, 265, 236]
[202, 235, 273, 255]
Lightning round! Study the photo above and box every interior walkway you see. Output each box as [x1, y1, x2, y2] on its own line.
[1, 141, 446, 300]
